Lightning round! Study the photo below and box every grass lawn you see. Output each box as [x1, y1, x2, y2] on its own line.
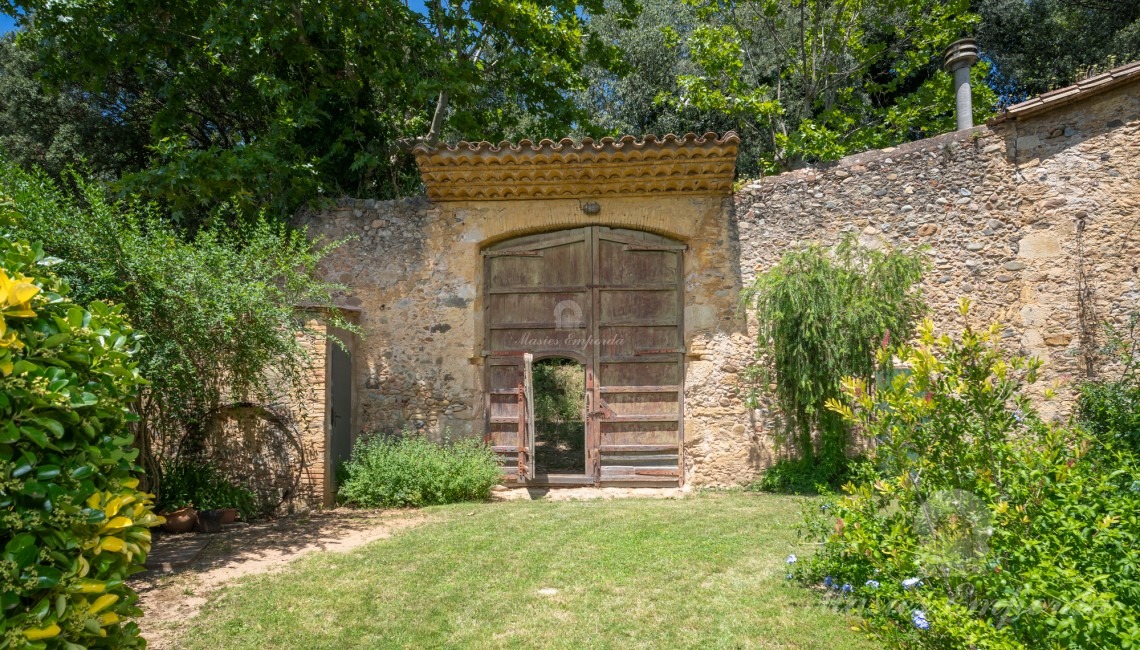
[177, 492, 876, 649]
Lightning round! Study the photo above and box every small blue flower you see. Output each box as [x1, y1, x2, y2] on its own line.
[824, 576, 835, 588]
[785, 554, 798, 565]
[841, 583, 853, 594]
[902, 577, 922, 590]
[820, 503, 830, 512]
[786, 573, 794, 581]
[912, 609, 930, 631]
[865, 580, 880, 589]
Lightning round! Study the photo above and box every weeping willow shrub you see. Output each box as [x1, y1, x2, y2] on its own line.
[741, 236, 927, 489]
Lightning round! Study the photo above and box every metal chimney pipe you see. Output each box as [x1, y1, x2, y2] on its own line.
[943, 38, 980, 130]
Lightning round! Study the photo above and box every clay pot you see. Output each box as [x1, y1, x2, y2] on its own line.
[220, 508, 239, 524]
[196, 509, 225, 534]
[160, 507, 198, 534]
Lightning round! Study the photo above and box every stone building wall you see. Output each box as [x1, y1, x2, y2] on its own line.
[734, 79, 1140, 436]
[291, 316, 331, 504]
[294, 194, 750, 483]
[295, 79, 1139, 490]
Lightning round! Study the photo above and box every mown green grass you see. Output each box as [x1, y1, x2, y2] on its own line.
[177, 492, 876, 649]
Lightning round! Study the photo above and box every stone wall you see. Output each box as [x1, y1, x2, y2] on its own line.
[735, 80, 1140, 432]
[295, 79, 1139, 489]
[294, 195, 752, 486]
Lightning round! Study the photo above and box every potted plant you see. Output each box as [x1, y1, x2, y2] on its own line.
[157, 457, 260, 533]
[195, 507, 225, 533]
[160, 503, 198, 534]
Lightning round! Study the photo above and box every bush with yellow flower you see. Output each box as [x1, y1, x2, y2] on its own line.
[1, 199, 159, 648]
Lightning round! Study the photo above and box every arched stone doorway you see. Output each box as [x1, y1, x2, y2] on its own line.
[483, 226, 685, 486]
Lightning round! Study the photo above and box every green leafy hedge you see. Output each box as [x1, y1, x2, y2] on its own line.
[0, 224, 159, 647]
[338, 430, 502, 508]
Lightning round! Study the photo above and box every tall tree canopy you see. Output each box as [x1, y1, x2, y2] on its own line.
[1, 0, 1137, 213]
[974, 0, 1140, 99]
[3, 0, 635, 222]
[581, 0, 997, 175]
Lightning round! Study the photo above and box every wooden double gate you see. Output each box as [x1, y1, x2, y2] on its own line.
[484, 227, 685, 486]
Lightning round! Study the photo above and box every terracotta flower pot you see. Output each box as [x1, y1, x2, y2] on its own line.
[160, 507, 198, 534]
[220, 508, 239, 524]
[196, 509, 225, 534]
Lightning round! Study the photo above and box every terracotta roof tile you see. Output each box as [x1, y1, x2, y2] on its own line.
[413, 132, 740, 201]
[989, 60, 1140, 124]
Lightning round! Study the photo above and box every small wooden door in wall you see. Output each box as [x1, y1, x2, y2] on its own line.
[484, 352, 538, 481]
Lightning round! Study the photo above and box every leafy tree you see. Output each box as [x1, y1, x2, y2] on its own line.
[0, 35, 150, 180]
[576, 0, 729, 134]
[0, 161, 352, 497]
[4, 0, 636, 223]
[975, 0, 1140, 99]
[591, 0, 996, 174]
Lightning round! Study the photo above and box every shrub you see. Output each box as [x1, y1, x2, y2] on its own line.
[794, 300, 1140, 649]
[1078, 379, 1140, 452]
[338, 430, 502, 508]
[741, 236, 927, 490]
[749, 456, 865, 495]
[156, 460, 259, 522]
[0, 161, 354, 498]
[0, 228, 160, 647]
[1078, 312, 1140, 453]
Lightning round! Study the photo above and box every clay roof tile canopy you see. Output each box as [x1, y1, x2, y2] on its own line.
[988, 60, 1140, 124]
[412, 132, 741, 202]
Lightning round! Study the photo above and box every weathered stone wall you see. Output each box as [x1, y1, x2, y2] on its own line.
[294, 195, 754, 485]
[726, 80, 1140, 481]
[295, 80, 1139, 489]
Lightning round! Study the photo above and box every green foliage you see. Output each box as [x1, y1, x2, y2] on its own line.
[797, 304, 1140, 649]
[0, 224, 161, 647]
[576, 1, 738, 143]
[0, 35, 149, 181]
[1078, 312, 1140, 454]
[742, 237, 927, 486]
[532, 359, 584, 424]
[1079, 380, 1140, 454]
[156, 460, 259, 522]
[0, 161, 352, 499]
[977, 0, 1140, 98]
[749, 456, 864, 495]
[575, 0, 998, 176]
[338, 430, 503, 508]
[4, 0, 637, 222]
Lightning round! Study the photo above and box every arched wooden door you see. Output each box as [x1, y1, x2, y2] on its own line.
[484, 227, 685, 486]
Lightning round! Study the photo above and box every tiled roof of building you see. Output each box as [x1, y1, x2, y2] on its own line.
[989, 60, 1140, 124]
[412, 132, 740, 202]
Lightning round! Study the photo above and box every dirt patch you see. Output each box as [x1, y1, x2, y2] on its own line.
[131, 508, 427, 649]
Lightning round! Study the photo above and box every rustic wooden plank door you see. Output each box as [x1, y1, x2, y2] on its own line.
[484, 229, 591, 482]
[485, 226, 684, 486]
[590, 227, 685, 485]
